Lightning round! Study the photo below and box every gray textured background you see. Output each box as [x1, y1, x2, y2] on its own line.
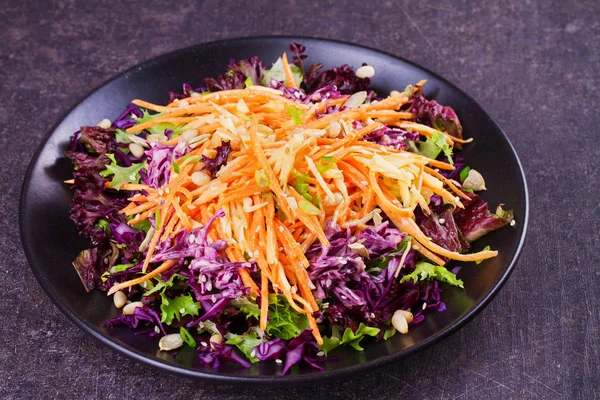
[1, 0, 599, 399]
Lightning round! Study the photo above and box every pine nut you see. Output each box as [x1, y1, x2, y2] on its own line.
[97, 119, 111, 129]
[113, 291, 127, 309]
[191, 171, 211, 186]
[395, 309, 414, 324]
[122, 301, 144, 315]
[328, 121, 342, 137]
[344, 91, 368, 109]
[209, 333, 223, 350]
[180, 129, 198, 143]
[355, 65, 375, 79]
[391, 309, 410, 334]
[128, 142, 145, 158]
[462, 169, 487, 191]
[159, 333, 184, 351]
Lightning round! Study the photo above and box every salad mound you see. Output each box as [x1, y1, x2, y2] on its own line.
[65, 43, 513, 374]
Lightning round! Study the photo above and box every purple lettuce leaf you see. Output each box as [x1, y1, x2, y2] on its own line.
[453, 192, 511, 242]
[416, 206, 470, 253]
[202, 141, 232, 178]
[409, 95, 463, 143]
[79, 126, 116, 154]
[204, 56, 266, 92]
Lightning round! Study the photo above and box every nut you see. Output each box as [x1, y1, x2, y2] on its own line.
[348, 242, 370, 259]
[355, 65, 375, 79]
[462, 169, 487, 191]
[128, 143, 145, 158]
[343, 91, 368, 109]
[96, 119, 111, 129]
[209, 333, 223, 350]
[113, 291, 127, 309]
[391, 309, 410, 334]
[180, 129, 198, 143]
[328, 121, 342, 138]
[122, 301, 144, 315]
[191, 171, 211, 186]
[159, 333, 184, 351]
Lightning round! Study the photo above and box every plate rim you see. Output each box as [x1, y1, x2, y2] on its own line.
[19, 35, 529, 385]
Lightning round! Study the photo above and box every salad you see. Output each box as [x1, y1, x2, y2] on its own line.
[65, 43, 514, 374]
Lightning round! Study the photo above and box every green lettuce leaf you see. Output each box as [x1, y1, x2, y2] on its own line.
[261, 57, 304, 87]
[160, 293, 201, 325]
[136, 110, 183, 136]
[417, 131, 453, 162]
[400, 261, 464, 288]
[319, 323, 380, 356]
[225, 331, 262, 363]
[99, 153, 143, 189]
[265, 294, 310, 340]
[237, 295, 309, 340]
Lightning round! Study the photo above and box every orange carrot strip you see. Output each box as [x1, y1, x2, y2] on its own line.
[248, 115, 294, 220]
[259, 271, 269, 330]
[131, 99, 169, 113]
[281, 52, 298, 89]
[107, 259, 177, 295]
[423, 166, 470, 200]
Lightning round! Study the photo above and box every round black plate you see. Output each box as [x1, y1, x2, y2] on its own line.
[20, 36, 528, 384]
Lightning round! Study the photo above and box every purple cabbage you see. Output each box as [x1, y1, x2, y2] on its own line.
[106, 306, 166, 335]
[112, 104, 143, 130]
[141, 144, 173, 188]
[197, 343, 251, 368]
[306, 222, 424, 330]
[254, 330, 324, 375]
[363, 126, 420, 150]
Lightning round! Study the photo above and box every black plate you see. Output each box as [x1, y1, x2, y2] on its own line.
[20, 36, 528, 384]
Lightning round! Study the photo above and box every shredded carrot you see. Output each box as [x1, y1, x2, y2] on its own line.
[281, 52, 298, 89]
[103, 82, 498, 346]
[107, 259, 178, 295]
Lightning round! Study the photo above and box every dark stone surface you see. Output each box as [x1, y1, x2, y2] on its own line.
[1, 0, 598, 398]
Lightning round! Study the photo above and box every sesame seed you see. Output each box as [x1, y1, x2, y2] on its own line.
[341, 295, 347, 300]
[179, 308, 185, 314]
[189, 234, 196, 243]
[201, 275, 207, 283]
[325, 279, 332, 287]
[422, 303, 427, 310]
[154, 326, 160, 334]
[211, 295, 217, 303]
[206, 282, 213, 291]
[200, 341, 208, 347]
[165, 188, 170, 194]
[510, 220, 516, 226]
[412, 245, 419, 250]
[316, 351, 325, 357]
[438, 218, 445, 224]
[275, 359, 283, 364]
[279, 226, 284, 232]
[370, 313, 376, 319]
[250, 349, 256, 357]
